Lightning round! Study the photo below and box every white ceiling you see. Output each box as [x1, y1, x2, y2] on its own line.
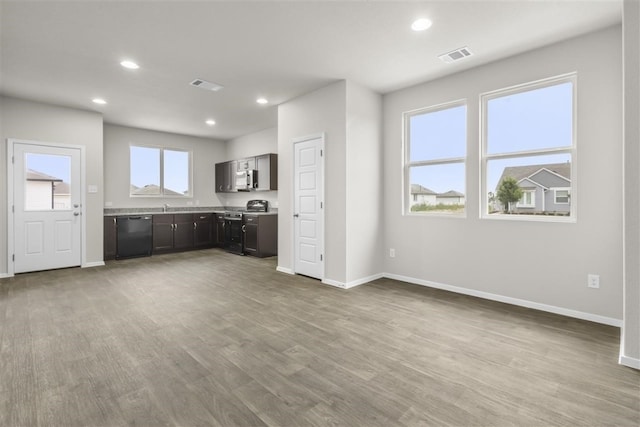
[0, 0, 622, 141]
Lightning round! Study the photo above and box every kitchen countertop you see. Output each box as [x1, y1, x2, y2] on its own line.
[104, 207, 277, 216]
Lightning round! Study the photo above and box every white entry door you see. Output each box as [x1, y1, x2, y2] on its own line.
[293, 136, 324, 280]
[12, 141, 82, 274]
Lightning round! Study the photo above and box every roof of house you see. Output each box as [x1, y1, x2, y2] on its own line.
[53, 182, 69, 194]
[497, 162, 571, 190]
[437, 190, 465, 198]
[26, 169, 62, 182]
[410, 184, 437, 195]
[131, 184, 184, 196]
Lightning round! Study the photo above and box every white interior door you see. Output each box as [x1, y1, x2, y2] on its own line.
[293, 136, 324, 279]
[12, 142, 82, 273]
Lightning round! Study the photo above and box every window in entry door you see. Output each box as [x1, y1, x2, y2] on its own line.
[24, 153, 72, 211]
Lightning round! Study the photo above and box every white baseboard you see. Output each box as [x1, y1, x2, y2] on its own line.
[619, 355, 640, 370]
[321, 278, 346, 289]
[82, 261, 105, 268]
[322, 273, 385, 290]
[384, 273, 623, 327]
[276, 266, 294, 275]
[0, 273, 10, 279]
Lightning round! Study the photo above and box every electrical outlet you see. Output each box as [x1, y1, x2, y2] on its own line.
[587, 274, 600, 289]
[389, 248, 395, 258]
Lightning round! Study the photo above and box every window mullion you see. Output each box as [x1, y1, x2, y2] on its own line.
[159, 148, 165, 196]
[485, 146, 572, 161]
[409, 157, 466, 167]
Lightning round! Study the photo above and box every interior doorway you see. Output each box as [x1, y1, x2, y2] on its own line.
[293, 134, 325, 280]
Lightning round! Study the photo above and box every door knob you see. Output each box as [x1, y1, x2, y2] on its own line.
[293, 214, 299, 218]
[73, 212, 80, 216]
[74, 204, 80, 208]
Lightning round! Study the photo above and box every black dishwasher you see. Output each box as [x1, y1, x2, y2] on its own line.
[116, 216, 153, 259]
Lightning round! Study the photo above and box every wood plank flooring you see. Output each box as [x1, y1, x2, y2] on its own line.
[0, 248, 638, 426]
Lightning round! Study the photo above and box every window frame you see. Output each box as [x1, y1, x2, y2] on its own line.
[403, 99, 467, 217]
[554, 187, 571, 204]
[480, 73, 577, 222]
[129, 144, 193, 198]
[518, 190, 536, 208]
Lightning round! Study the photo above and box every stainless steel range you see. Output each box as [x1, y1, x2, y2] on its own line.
[224, 200, 269, 255]
[223, 210, 244, 255]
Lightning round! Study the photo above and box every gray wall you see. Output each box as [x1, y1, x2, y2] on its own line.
[383, 26, 623, 321]
[623, 0, 640, 366]
[345, 81, 383, 284]
[103, 124, 226, 209]
[221, 127, 279, 209]
[0, 96, 104, 273]
[277, 81, 383, 286]
[278, 81, 347, 283]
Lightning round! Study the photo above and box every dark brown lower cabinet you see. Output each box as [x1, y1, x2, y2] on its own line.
[152, 213, 200, 254]
[104, 217, 117, 260]
[215, 214, 226, 246]
[106, 211, 219, 259]
[152, 214, 175, 253]
[242, 214, 277, 257]
[173, 213, 195, 250]
[193, 213, 214, 248]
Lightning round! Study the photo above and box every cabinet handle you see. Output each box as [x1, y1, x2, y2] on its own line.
[242, 224, 246, 232]
[194, 222, 197, 230]
[113, 218, 116, 224]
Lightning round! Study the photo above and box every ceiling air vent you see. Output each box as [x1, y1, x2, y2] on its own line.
[438, 46, 473, 64]
[190, 78, 224, 92]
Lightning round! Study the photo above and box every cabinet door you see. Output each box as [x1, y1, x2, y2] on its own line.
[243, 215, 259, 254]
[215, 162, 225, 193]
[256, 154, 277, 191]
[227, 160, 237, 192]
[237, 157, 256, 171]
[104, 217, 117, 260]
[152, 214, 174, 253]
[215, 214, 226, 246]
[194, 213, 214, 248]
[173, 213, 194, 250]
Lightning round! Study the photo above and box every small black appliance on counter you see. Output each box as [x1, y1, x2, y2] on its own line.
[245, 199, 269, 213]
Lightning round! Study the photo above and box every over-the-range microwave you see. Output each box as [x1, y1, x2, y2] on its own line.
[236, 170, 257, 191]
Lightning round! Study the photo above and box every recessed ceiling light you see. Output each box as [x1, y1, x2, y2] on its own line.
[411, 18, 432, 32]
[256, 97, 268, 105]
[120, 60, 139, 69]
[92, 98, 107, 105]
[205, 119, 216, 126]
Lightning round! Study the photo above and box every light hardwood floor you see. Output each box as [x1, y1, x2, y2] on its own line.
[0, 248, 638, 426]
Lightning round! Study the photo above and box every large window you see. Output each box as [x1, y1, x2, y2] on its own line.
[482, 74, 576, 220]
[130, 145, 191, 197]
[404, 101, 466, 215]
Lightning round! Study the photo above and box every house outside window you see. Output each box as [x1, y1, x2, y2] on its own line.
[481, 73, 576, 221]
[404, 100, 466, 215]
[130, 145, 192, 197]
